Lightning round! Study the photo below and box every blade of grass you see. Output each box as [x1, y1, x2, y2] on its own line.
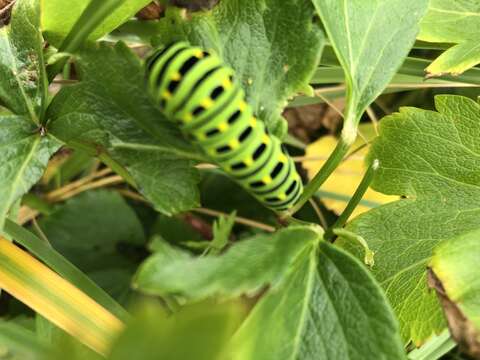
[3, 219, 129, 322]
[0, 238, 124, 355]
[320, 46, 480, 85]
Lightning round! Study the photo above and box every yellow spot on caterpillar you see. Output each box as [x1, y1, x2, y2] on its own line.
[201, 98, 214, 109]
[279, 154, 287, 163]
[262, 175, 272, 185]
[222, 79, 232, 89]
[183, 113, 193, 123]
[239, 101, 247, 112]
[244, 157, 253, 166]
[262, 134, 271, 145]
[162, 91, 172, 99]
[229, 139, 240, 149]
[218, 123, 229, 132]
[249, 117, 257, 128]
[247, 78, 253, 85]
[171, 72, 181, 81]
[196, 132, 206, 141]
[194, 49, 204, 58]
[278, 193, 287, 200]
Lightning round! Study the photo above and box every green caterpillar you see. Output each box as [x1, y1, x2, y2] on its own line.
[145, 41, 303, 212]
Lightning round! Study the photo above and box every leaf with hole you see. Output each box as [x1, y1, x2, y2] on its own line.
[0, 0, 46, 120]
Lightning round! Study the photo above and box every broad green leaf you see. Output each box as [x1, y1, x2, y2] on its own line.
[0, 116, 59, 229]
[231, 241, 406, 360]
[48, 43, 201, 215]
[312, 0, 428, 128]
[430, 229, 480, 357]
[133, 227, 319, 301]
[419, 1, 480, 76]
[38, 190, 145, 300]
[0, 321, 51, 360]
[0, 0, 46, 120]
[0, 238, 124, 355]
[339, 95, 480, 344]
[154, 0, 324, 137]
[41, 0, 152, 48]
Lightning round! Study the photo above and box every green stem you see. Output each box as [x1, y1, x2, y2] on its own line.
[2, 219, 130, 322]
[324, 159, 379, 241]
[285, 106, 358, 218]
[47, 0, 128, 82]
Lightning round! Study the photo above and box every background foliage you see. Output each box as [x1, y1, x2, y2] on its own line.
[0, 0, 479, 359]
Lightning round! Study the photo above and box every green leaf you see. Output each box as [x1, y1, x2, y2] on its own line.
[0, 116, 60, 229]
[430, 229, 480, 357]
[418, 0, 480, 43]
[38, 190, 146, 300]
[426, 40, 480, 78]
[339, 95, 480, 343]
[48, 42, 201, 215]
[41, 0, 152, 48]
[419, 1, 480, 76]
[108, 301, 243, 360]
[312, 0, 428, 129]
[0, 321, 51, 360]
[0, 0, 46, 120]
[231, 241, 406, 360]
[133, 227, 319, 301]
[153, 0, 324, 137]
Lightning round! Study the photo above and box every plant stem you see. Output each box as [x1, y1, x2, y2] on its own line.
[192, 208, 276, 233]
[324, 159, 380, 241]
[285, 134, 352, 217]
[47, 0, 128, 82]
[324, 159, 379, 241]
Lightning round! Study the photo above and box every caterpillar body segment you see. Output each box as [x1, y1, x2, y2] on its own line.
[146, 41, 303, 212]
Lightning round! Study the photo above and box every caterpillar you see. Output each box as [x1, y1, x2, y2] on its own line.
[145, 41, 303, 212]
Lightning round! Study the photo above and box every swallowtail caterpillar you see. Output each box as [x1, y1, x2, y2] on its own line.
[145, 42, 303, 212]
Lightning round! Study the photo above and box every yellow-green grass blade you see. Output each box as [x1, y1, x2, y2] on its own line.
[0, 238, 124, 355]
[3, 218, 129, 322]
